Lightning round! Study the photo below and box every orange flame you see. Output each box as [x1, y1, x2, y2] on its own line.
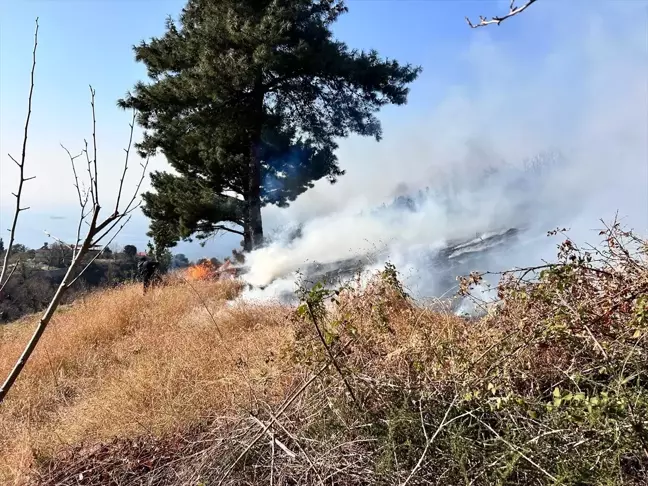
[185, 261, 216, 281]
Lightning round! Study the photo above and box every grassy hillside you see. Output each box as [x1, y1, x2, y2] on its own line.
[0, 224, 646, 485]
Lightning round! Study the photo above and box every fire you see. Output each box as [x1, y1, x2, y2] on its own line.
[185, 261, 216, 281]
[184, 260, 238, 281]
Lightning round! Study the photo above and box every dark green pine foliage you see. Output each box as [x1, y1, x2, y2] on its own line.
[119, 0, 421, 251]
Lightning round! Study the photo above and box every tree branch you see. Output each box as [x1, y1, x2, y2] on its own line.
[114, 110, 137, 216]
[89, 85, 99, 205]
[465, 0, 538, 28]
[214, 224, 244, 236]
[0, 18, 38, 290]
[0, 262, 20, 294]
[90, 157, 149, 247]
[60, 143, 91, 258]
[66, 215, 133, 289]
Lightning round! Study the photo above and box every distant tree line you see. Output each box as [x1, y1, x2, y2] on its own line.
[0, 239, 211, 324]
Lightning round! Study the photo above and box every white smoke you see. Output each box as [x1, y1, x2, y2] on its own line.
[239, 1, 648, 305]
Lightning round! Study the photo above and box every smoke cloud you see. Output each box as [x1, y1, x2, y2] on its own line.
[240, 1, 648, 305]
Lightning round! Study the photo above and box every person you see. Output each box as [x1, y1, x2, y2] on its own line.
[138, 256, 160, 293]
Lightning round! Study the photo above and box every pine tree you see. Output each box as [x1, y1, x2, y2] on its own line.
[119, 0, 421, 251]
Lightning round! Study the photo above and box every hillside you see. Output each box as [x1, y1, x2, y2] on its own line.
[0, 223, 647, 485]
[0, 251, 141, 324]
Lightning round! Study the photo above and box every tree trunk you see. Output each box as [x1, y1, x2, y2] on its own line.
[243, 227, 252, 252]
[248, 194, 263, 250]
[247, 82, 264, 251]
[246, 75, 265, 250]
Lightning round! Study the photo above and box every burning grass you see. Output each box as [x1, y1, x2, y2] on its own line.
[1, 222, 647, 485]
[183, 260, 238, 282]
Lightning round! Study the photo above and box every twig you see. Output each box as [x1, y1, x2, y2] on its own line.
[43, 231, 74, 249]
[60, 144, 90, 258]
[91, 157, 149, 247]
[218, 340, 355, 485]
[0, 18, 38, 290]
[466, 0, 538, 28]
[249, 415, 296, 459]
[262, 406, 325, 485]
[468, 412, 558, 482]
[270, 424, 275, 486]
[89, 86, 99, 204]
[65, 215, 132, 290]
[114, 111, 137, 216]
[402, 396, 460, 486]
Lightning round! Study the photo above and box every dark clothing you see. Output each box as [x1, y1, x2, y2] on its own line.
[138, 259, 160, 293]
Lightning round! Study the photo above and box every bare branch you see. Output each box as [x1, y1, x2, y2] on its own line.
[468, 412, 558, 482]
[214, 225, 245, 236]
[0, 17, 38, 290]
[61, 143, 91, 257]
[91, 156, 149, 247]
[248, 415, 296, 459]
[0, 262, 20, 294]
[60, 144, 86, 208]
[218, 339, 357, 484]
[89, 85, 99, 205]
[43, 230, 74, 249]
[402, 396, 462, 486]
[83, 140, 96, 207]
[91, 202, 142, 247]
[466, 0, 538, 28]
[114, 111, 137, 216]
[65, 215, 132, 289]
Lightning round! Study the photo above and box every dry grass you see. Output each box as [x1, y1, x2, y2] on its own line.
[1, 221, 647, 485]
[0, 279, 294, 484]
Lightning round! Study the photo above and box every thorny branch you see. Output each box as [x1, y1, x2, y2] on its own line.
[0, 18, 38, 293]
[466, 0, 538, 28]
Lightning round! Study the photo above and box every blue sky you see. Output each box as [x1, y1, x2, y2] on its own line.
[1, 0, 647, 260]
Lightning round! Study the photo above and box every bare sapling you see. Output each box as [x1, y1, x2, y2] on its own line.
[0, 18, 39, 294]
[0, 21, 148, 403]
[465, 0, 538, 28]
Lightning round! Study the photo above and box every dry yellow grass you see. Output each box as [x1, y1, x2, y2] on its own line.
[0, 280, 295, 485]
[1, 225, 646, 485]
